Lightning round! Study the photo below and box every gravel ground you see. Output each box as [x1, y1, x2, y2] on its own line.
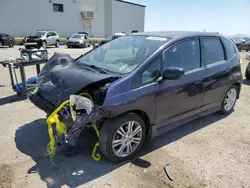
[0, 46, 249, 188]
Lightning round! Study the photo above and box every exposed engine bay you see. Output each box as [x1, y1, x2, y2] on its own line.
[29, 52, 120, 151]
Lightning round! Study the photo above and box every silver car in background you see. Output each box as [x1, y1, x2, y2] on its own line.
[24, 30, 60, 49]
[66, 34, 90, 48]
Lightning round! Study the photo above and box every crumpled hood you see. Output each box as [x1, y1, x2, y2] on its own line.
[37, 52, 117, 105]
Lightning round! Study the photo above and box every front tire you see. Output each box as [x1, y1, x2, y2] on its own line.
[82, 42, 86, 48]
[42, 41, 47, 49]
[245, 64, 250, 80]
[220, 85, 238, 114]
[99, 113, 146, 162]
[55, 40, 60, 48]
[8, 40, 14, 48]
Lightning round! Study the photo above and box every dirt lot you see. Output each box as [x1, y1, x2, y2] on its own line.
[0, 46, 249, 188]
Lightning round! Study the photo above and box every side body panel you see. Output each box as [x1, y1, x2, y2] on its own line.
[201, 37, 242, 111]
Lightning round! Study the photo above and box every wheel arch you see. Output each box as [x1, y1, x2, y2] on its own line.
[108, 109, 152, 137]
[233, 82, 241, 99]
[224, 81, 241, 100]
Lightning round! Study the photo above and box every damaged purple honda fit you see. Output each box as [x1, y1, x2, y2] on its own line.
[30, 31, 242, 162]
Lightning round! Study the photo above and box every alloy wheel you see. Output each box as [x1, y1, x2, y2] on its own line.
[112, 121, 143, 157]
[224, 88, 237, 111]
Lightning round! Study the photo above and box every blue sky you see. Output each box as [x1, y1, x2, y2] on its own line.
[129, 0, 250, 36]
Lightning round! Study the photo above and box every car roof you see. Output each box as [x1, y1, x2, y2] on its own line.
[130, 31, 222, 39]
[36, 30, 56, 33]
[114, 32, 126, 36]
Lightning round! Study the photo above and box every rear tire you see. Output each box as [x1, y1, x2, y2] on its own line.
[220, 85, 238, 115]
[99, 113, 146, 162]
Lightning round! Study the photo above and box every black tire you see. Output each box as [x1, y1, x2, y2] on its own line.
[55, 40, 60, 48]
[220, 85, 238, 115]
[67, 45, 72, 48]
[237, 46, 241, 52]
[25, 45, 30, 49]
[99, 113, 146, 162]
[245, 66, 250, 80]
[8, 40, 14, 48]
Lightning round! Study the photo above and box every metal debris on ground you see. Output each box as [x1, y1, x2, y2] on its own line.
[164, 162, 173, 181]
[72, 170, 84, 176]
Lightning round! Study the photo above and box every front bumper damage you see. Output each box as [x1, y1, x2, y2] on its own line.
[30, 92, 108, 147]
[28, 53, 119, 159]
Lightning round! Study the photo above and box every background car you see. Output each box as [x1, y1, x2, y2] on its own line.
[24, 30, 60, 49]
[0, 33, 15, 48]
[78, 32, 89, 36]
[30, 31, 242, 162]
[234, 37, 250, 51]
[66, 33, 90, 48]
[100, 32, 126, 45]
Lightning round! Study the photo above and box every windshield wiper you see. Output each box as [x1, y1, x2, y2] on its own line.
[81, 64, 109, 74]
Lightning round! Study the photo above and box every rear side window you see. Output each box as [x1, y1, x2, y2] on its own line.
[203, 38, 225, 65]
[221, 38, 236, 60]
[163, 39, 200, 71]
[51, 32, 56, 36]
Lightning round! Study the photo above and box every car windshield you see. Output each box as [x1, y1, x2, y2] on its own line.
[71, 34, 84, 39]
[77, 35, 168, 74]
[31, 31, 46, 37]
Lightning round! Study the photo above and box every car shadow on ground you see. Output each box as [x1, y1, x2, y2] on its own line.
[242, 79, 250, 86]
[0, 94, 25, 106]
[15, 112, 228, 188]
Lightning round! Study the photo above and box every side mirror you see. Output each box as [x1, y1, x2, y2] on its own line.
[162, 67, 185, 80]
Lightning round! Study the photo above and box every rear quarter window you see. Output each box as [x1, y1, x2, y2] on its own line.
[202, 38, 225, 65]
[221, 38, 236, 60]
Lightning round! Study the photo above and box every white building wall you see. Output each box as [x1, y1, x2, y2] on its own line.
[112, 1, 145, 35]
[0, 0, 105, 37]
[0, 0, 145, 38]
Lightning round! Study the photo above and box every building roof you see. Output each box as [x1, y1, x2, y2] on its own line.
[131, 31, 221, 38]
[116, 0, 146, 8]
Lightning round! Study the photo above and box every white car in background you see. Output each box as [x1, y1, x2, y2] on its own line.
[24, 30, 60, 49]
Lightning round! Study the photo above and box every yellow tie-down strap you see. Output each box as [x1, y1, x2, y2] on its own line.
[46, 93, 101, 162]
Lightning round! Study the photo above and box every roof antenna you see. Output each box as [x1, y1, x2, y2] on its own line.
[203, 29, 206, 32]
